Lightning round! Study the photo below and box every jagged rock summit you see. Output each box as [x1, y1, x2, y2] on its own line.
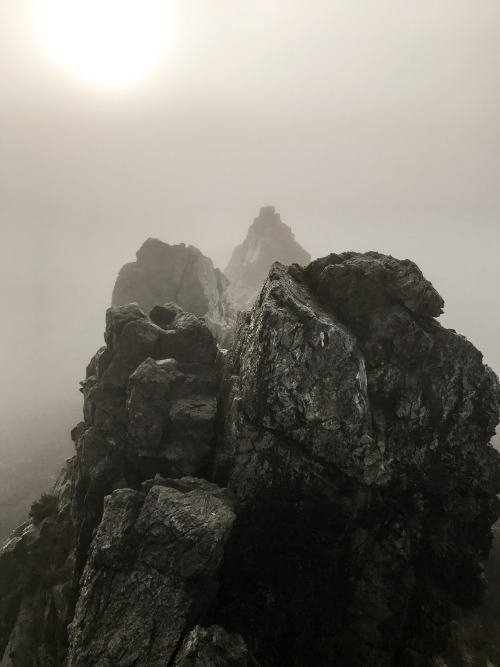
[224, 206, 311, 310]
[110, 208, 309, 347]
[1, 251, 499, 666]
[112, 239, 236, 346]
[213, 253, 500, 664]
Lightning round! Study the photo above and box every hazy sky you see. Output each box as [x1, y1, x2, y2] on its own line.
[1, 1, 499, 454]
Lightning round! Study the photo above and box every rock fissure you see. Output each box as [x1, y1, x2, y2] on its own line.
[238, 401, 365, 486]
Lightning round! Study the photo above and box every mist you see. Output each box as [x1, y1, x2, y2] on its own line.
[0, 0, 499, 537]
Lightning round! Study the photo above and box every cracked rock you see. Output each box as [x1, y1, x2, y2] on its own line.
[67, 479, 236, 667]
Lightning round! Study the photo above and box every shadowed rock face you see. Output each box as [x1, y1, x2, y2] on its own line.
[173, 625, 258, 667]
[224, 206, 311, 310]
[1, 251, 499, 667]
[213, 253, 500, 666]
[0, 304, 235, 666]
[67, 479, 236, 667]
[112, 239, 236, 346]
[0, 461, 75, 667]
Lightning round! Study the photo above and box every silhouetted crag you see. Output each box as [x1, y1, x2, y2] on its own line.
[225, 206, 311, 310]
[112, 239, 236, 346]
[1, 251, 499, 667]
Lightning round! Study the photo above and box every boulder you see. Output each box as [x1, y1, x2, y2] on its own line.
[67, 479, 236, 667]
[212, 253, 500, 666]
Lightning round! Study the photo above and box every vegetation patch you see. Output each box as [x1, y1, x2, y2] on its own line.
[29, 493, 59, 525]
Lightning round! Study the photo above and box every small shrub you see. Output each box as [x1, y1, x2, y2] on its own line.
[30, 493, 59, 526]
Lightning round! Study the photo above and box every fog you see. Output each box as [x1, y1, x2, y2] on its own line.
[0, 1, 499, 534]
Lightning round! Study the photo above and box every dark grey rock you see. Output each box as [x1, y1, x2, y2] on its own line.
[111, 240, 236, 345]
[173, 625, 259, 666]
[74, 304, 219, 584]
[1, 250, 499, 667]
[67, 480, 236, 667]
[1, 303, 221, 666]
[306, 250, 444, 319]
[224, 206, 311, 310]
[127, 356, 217, 477]
[213, 254, 500, 666]
[0, 459, 75, 666]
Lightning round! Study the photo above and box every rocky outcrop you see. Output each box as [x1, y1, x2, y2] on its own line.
[112, 240, 236, 346]
[67, 479, 236, 666]
[212, 252, 500, 666]
[0, 303, 231, 666]
[73, 303, 220, 583]
[0, 460, 75, 666]
[1, 250, 499, 667]
[224, 206, 311, 310]
[173, 625, 258, 666]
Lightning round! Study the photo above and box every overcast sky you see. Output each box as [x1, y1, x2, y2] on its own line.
[1, 1, 499, 453]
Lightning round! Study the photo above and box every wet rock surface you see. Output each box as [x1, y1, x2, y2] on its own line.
[112, 239, 236, 345]
[0, 461, 75, 666]
[1, 251, 499, 666]
[213, 253, 500, 666]
[67, 479, 236, 667]
[225, 206, 311, 310]
[173, 625, 259, 667]
[1, 303, 225, 666]
[74, 304, 219, 585]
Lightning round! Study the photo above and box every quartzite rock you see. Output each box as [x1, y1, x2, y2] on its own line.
[112, 239, 236, 345]
[213, 253, 500, 666]
[0, 460, 75, 666]
[0, 303, 222, 666]
[127, 357, 217, 477]
[173, 625, 259, 667]
[67, 479, 236, 667]
[224, 206, 311, 310]
[75, 303, 219, 579]
[1, 248, 499, 667]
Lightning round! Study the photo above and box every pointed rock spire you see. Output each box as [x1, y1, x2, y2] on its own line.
[225, 206, 311, 309]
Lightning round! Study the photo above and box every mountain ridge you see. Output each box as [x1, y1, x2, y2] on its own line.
[1, 250, 499, 665]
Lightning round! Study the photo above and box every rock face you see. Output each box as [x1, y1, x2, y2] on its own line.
[0, 303, 237, 666]
[67, 479, 236, 666]
[212, 252, 500, 666]
[173, 625, 258, 667]
[224, 206, 311, 310]
[0, 463, 75, 666]
[1, 250, 499, 667]
[112, 239, 236, 346]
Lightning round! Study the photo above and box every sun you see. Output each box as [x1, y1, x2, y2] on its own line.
[38, 0, 172, 87]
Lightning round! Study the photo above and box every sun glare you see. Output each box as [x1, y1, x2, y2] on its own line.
[39, 0, 172, 87]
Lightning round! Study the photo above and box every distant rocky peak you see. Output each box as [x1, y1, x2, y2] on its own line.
[111, 238, 236, 346]
[243, 205, 299, 254]
[225, 206, 311, 310]
[249, 205, 281, 230]
[135, 238, 203, 269]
